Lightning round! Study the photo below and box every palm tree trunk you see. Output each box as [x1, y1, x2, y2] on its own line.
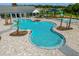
[16, 19, 19, 34]
[60, 18, 63, 27]
[9, 18, 12, 24]
[68, 17, 72, 29]
[4, 13, 9, 25]
[0, 36, 1, 40]
[66, 22, 69, 29]
[16, 26, 19, 34]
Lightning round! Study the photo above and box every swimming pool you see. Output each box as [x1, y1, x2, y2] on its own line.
[58, 18, 79, 23]
[14, 18, 65, 49]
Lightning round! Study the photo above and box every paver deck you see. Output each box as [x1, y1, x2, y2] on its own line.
[0, 18, 79, 56]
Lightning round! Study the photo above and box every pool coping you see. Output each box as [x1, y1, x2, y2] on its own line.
[25, 20, 66, 50]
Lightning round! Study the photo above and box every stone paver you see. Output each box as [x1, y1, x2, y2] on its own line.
[0, 18, 79, 56]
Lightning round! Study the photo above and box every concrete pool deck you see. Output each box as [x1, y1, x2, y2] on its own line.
[0, 18, 79, 56]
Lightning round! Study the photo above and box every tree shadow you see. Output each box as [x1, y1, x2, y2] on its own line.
[58, 45, 79, 56]
[0, 27, 12, 34]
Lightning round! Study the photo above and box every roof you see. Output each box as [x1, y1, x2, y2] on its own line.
[33, 9, 40, 13]
[0, 6, 35, 13]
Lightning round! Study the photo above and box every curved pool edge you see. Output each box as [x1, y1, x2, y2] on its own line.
[28, 34, 65, 50]
[47, 20, 66, 48]
[27, 21, 66, 49]
[51, 27, 66, 49]
[28, 31, 65, 50]
[18, 18, 66, 49]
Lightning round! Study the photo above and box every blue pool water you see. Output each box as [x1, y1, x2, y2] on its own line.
[58, 18, 79, 23]
[15, 18, 65, 49]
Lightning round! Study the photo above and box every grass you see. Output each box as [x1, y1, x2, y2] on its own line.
[39, 10, 79, 19]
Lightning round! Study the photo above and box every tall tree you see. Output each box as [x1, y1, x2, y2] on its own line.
[14, 19, 20, 34]
[64, 3, 79, 18]
[60, 18, 63, 27]
[4, 13, 9, 25]
[59, 9, 64, 27]
[68, 16, 72, 29]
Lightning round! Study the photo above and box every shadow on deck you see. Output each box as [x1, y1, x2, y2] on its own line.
[59, 45, 79, 56]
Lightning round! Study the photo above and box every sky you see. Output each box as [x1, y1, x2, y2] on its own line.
[0, 3, 71, 6]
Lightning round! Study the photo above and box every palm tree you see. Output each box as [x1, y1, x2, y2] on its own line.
[16, 19, 20, 34]
[9, 17, 12, 24]
[7, 3, 17, 24]
[68, 16, 72, 29]
[4, 13, 9, 25]
[60, 18, 63, 27]
[59, 9, 64, 27]
[66, 22, 69, 29]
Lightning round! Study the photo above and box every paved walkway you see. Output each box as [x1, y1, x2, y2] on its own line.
[0, 27, 13, 35]
[0, 18, 79, 56]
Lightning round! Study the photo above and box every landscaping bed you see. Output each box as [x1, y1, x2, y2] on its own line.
[10, 31, 28, 36]
[57, 26, 73, 31]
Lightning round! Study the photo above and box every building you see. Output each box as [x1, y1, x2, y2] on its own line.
[0, 6, 35, 18]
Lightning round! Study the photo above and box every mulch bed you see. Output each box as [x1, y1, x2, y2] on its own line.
[10, 31, 28, 36]
[56, 26, 73, 31]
